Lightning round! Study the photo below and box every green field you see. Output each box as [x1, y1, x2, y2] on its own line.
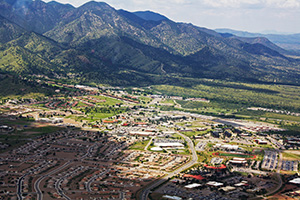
[92, 96, 123, 106]
[153, 81, 300, 113]
[282, 152, 300, 161]
[129, 140, 150, 151]
[217, 152, 254, 158]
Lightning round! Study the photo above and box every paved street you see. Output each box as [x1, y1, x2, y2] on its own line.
[139, 132, 198, 200]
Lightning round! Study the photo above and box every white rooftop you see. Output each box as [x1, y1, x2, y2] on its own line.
[206, 181, 224, 187]
[184, 183, 202, 189]
[154, 142, 184, 147]
[151, 147, 163, 151]
[162, 195, 182, 200]
[290, 178, 300, 184]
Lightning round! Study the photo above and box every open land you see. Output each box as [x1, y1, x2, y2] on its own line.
[0, 79, 300, 200]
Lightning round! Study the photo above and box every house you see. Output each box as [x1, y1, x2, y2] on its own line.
[229, 158, 247, 165]
[254, 139, 268, 145]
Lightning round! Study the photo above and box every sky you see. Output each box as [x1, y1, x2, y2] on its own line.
[44, 0, 300, 34]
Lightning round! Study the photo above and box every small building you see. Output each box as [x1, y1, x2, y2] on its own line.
[150, 147, 163, 151]
[214, 144, 239, 151]
[130, 131, 156, 136]
[229, 158, 247, 165]
[184, 183, 202, 189]
[219, 186, 236, 192]
[103, 120, 119, 124]
[224, 131, 232, 137]
[234, 181, 248, 187]
[154, 142, 184, 149]
[212, 131, 220, 138]
[162, 195, 182, 200]
[290, 178, 300, 185]
[254, 139, 268, 145]
[206, 181, 224, 187]
[183, 174, 206, 181]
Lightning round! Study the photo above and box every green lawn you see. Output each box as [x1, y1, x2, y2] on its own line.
[129, 140, 150, 151]
[92, 96, 123, 106]
[282, 152, 300, 161]
[153, 81, 300, 113]
[217, 152, 254, 158]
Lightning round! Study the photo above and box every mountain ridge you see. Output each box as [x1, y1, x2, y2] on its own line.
[0, 0, 300, 86]
[216, 28, 300, 53]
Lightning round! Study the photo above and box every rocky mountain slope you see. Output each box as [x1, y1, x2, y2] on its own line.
[0, 0, 300, 86]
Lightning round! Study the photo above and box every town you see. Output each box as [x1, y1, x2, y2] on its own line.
[0, 80, 300, 200]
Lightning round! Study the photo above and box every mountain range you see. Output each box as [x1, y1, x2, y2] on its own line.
[0, 0, 300, 86]
[216, 28, 300, 53]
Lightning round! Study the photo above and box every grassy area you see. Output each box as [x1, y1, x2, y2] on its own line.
[234, 171, 249, 176]
[176, 100, 209, 109]
[178, 131, 199, 137]
[153, 81, 300, 113]
[216, 152, 255, 158]
[77, 106, 129, 122]
[236, 110, 300, 122]
[171, 149, 191, 155]
[198, 151, 214, 163]
[282, 152, 300, 161]
[160, 99, 175, 104]
[87, 113, 116, 121]
[92, 96, 123, 106]
[171, 133, 184, 140]
[138, 96, 152, 104]
[129, 140, 150, 151]
[256, 144, 274, 149]
[0, 75, 52, 100]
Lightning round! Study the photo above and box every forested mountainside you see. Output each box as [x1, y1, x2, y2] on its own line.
[1, 0, 300, 86]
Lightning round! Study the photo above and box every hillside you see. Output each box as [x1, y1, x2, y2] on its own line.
[216, 28, 300, 53]
[0, 0, 300, 86]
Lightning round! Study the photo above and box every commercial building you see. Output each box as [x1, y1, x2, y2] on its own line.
[154, 142, 184, 149]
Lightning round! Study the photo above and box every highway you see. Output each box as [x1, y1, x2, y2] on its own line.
[139, 132, 198, 200]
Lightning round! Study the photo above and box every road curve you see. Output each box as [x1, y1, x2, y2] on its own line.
[17, 173, 29, 200]
[139, 132, 198, 200]
[34, 161, 71, 200]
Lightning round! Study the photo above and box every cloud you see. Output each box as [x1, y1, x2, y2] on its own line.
[202, 0, 300, 9]
[265, 0, 300, 8]
[43, 0, 300, 33]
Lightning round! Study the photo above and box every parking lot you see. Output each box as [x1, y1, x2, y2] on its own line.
[262, 151, 278, 170]
[281, 160, 298, 172]
[211, 157, 224, 165]
[196, 142, 207, 151]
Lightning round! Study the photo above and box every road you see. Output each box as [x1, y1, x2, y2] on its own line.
[86, 169, 110, 192]
[233, 167, 268, 175]
[17, 173, 29, 200]
[144, 137, 154, 151]
[34, 161, 71, 200]
[18, 164, 44, 200]
[139, 132, 198, 200]
[56, 176, 71, 200]
[249, 151, 283, 200]
[34, 144, 96, 200]
[263, 151, 283, 196]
